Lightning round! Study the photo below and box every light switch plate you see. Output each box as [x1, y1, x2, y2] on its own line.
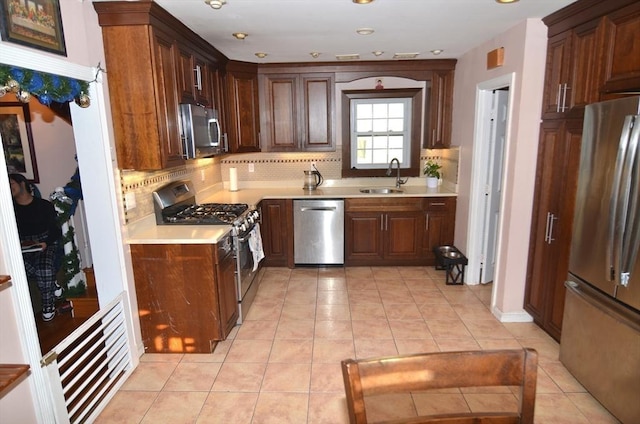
[249, 163, 255, 172]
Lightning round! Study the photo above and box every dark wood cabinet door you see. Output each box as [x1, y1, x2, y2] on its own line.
[131, 244, 220, 353]
[541, 31, 573, 118]
[194, 57, 213, 107]
[177, 46, 196, 103]
[301, 74, 334, 151]
[216, 251, 238, 338]
[567, 20, 602, 115]
[151, 30, 184, 168]
[601, 4, 640, 94]
[423, 212, 455, 264]
[525, 120, 582, 341]
[260, 199, 292, 267]
[345, 212, 384, 263]
[425, 70, 453, 148]
[261, 74, 298, 151]
[227, 70, 261, 152]
[385, 212, 422, 260]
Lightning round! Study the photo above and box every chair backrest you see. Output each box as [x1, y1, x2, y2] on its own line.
[342, 348, 538, 424]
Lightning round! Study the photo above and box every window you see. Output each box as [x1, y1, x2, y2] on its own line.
[351, 98, 411, 169]
[342, 89, 422, 178]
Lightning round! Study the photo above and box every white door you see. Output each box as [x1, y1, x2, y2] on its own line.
[480, 89, 509, 283]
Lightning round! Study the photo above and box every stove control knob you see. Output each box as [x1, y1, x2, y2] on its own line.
[241, 223, 247, 232]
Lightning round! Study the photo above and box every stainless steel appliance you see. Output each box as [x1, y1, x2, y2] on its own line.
[560, 96, 640, 424]
[179, 104, 225, 159]
[293, 199, 344, 265]
[153, 180, 262, 324]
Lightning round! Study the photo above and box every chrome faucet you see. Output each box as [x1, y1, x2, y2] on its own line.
[386, 158, 408, 189]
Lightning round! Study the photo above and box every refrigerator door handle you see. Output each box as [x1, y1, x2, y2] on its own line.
[620, 116, 640, 287]
[609, 115, 636, 285]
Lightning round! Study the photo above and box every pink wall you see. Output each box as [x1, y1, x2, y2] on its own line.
[451, 19, 547, 317]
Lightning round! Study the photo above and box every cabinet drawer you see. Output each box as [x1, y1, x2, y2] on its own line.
[345, 197, 423, 212]
[423, 197, 455, 212]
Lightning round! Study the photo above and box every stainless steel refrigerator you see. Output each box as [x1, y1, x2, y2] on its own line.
[560, 96, 640, 424]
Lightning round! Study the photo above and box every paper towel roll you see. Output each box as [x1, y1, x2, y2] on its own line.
[229, 167, 238, 192]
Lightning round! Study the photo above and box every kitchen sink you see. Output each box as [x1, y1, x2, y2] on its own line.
[359, 187, 404, 194]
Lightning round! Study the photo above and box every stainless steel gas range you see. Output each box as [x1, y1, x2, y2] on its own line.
[153, 180, 262, 324]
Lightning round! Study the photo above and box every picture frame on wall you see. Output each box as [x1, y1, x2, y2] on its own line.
[0, 0, 67, 56]
[1, 102, 39, 183]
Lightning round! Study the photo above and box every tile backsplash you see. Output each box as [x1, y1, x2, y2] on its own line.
[119, 147, 459, 224]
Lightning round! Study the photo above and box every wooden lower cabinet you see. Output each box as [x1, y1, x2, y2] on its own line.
[525, 120, 582, 341]
[345, 197, 429, 266]
[260, 199, 294, 267]
[422, 198, 457, 265]
[131, 243, 237, 353]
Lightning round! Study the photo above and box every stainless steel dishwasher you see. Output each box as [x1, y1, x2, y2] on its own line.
[293, 199, 344, 265]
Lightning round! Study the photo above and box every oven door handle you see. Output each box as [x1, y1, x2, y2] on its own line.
[235, 226, 257, 243]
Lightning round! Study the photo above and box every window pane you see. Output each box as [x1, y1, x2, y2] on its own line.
[388, 118, 403, 132]
[372, 118, 388, 132]
[372, 103, 388, 118]
[356, 104, 372, 118]
[388, 103, 404, 117]
[389, 149, 403, 161]
[357, 119, 372, 132]
[357, 136, 372, 150]
[389, 136, 404, 149]
[356, 149, 372, 164]
[372, 149, 388, 164]
[372, 136, 388, 149]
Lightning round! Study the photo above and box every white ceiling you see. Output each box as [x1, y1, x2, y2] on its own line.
[153, 0, 577, 63]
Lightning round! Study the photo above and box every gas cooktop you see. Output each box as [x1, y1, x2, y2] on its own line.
[163, 203, 249, 225]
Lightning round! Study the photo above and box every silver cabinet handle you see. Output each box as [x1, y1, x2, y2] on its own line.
[425, 213, 429, 232]
[544, 212, 552, 243]
[560, 83, 570, 112]
[429, 202, 446, 207]
[194, 65, 202, 91]
[548, 213, 558, 244]
[556, 84, 562, 113]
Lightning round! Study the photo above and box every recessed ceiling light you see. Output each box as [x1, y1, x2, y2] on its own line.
[393, 53, 419, 59]
[353, 0, 374, 4]
[255, 52, 267, 59]
[372, 51, 384, 56]
[356, 28, 374, 36]
[495, 0, 519, 3]
[336, 54, 360, 61]
[205, 0, 226, 9]
[430, 49, 444, 55]
[310, 52, 321, 59]
[232, 32, 248, 40]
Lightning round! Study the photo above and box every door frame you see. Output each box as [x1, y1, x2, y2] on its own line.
[0, 43, 139, 421]
[466, 73, 515, 302]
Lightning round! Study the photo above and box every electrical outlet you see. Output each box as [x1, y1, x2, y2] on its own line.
[124, 192, 136, 210]
[311, 161, 316, 169]
[249, 163, 255, 172]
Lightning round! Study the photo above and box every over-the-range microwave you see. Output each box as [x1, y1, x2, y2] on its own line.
[179, 103, 225, 159]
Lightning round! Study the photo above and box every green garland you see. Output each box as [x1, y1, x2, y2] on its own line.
[51, 188, 86, 295]
[0, 64, 90, 107]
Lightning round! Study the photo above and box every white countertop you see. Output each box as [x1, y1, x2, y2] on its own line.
[125, 179, 457, 245]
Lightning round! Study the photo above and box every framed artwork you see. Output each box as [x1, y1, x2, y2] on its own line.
[0, 0, 67, 56]
[1, 102, 39, 183]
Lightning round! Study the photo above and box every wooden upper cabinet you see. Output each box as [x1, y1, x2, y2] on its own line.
[94, 1, 226, 170]
[600, 3, 640, 94]
[226, 62, 261, 153]
[259, 72, 334, 152]
[425, 70, 453, 149]
[541, 21, 601, 120]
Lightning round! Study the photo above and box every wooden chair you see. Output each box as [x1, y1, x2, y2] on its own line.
[342, 348, 538, 424]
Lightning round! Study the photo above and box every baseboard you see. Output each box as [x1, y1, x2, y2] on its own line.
[491, 306, 534, 323]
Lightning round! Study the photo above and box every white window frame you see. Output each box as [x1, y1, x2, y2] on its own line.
[350, 97, 412, 169]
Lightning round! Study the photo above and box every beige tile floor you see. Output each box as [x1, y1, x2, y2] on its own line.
[96, 266, 620, 424]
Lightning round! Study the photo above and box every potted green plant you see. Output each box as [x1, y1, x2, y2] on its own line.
[423, 160, 442, 188]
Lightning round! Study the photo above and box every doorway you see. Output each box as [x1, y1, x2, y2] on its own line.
[467, 73, 514, 290]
